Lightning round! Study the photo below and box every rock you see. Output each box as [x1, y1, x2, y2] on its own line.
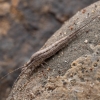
[0, 3, 10, 16]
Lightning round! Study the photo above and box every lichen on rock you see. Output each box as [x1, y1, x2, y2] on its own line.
[44, 45, 100, 100]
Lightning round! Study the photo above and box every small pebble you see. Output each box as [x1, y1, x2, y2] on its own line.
[84, 39, 88, 43]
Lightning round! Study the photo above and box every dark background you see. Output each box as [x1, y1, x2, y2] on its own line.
[0, 0, 98, 99]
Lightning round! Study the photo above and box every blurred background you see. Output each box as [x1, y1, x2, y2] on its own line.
[0, 0, 98, 99]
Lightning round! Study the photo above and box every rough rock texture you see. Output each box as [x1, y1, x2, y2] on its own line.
[7, 1, 100, 100]
[26, 45, 100, 100]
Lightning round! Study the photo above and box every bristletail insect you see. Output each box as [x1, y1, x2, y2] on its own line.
[0, 14, 100, 81]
